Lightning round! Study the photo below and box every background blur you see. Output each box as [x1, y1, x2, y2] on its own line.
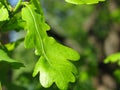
[1, 0, 120, 90]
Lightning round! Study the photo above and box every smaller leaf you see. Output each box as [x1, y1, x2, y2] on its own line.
[104, 53, 120, 65]
[0, 49, 24, 69]
[0, 2, 9, 21]
[5, 38, 24, 51]
[5, 43, 16, 51]
[65, 0, 105, 4]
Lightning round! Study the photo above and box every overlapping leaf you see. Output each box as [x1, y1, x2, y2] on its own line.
[22, 1, 80, 89]
[0, 2, 9, 21]
[104, 53, 120, 65]
[1, 12, 25, 31]
[0, 49, 24, 69]
[65, 0, 105, 4]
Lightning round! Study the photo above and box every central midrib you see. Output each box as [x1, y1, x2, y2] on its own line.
[25, 4, 52, 65]
[24, 4, 67, 85]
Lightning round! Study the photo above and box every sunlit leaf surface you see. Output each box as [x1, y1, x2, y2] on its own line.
[22, 0, 80, 89]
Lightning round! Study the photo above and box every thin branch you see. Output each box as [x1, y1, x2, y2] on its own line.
[13, 0, 22, 13]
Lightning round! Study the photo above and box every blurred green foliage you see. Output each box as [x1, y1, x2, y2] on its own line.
[111, 9, 120, 23]
[105, 53, 120, 65]
[1, 0, 120, 89]
[0, 82, 1, 90]
[114, 69, 120, 83]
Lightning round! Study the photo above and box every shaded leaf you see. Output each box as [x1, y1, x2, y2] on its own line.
[1, 12, 25, 31]
[0, 49, 24, 69]
[114, 69, 120, 83]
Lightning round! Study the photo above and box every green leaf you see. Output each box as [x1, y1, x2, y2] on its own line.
[0, 82, 1, 90]
[33, 37, 80, 89]
[1, 12, 25, 31]
[111, 9, 120, 23]
[22, 1, 80, 89]
[104, 53, 120, 65]
[5, 38, 24, 51]
[114, 69, 120, 82]
[0, 49, 24, 69]
[0, 2, 9, 21]
[22, 3, 50, 49]
[65, 0, 105, 4]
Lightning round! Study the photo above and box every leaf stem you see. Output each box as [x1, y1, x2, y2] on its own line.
[13, 0, 22, 13]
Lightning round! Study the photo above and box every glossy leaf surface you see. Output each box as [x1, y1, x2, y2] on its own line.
[33, 37, 80, 89]
[22, 1, 80, 89]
